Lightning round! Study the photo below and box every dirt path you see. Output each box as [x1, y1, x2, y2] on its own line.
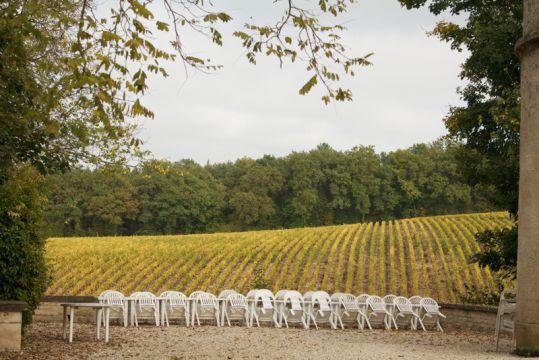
[1, 322, 517, 360]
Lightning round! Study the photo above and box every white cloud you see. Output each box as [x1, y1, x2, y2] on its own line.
[139, 0, 469, 164]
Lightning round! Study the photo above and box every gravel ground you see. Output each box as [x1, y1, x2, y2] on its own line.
[1, 322, 517, 360]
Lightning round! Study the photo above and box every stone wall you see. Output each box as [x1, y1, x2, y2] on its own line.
[34, 297, 498, 333]
[0, 301, 27, 351]
[439, 303, 497, 332]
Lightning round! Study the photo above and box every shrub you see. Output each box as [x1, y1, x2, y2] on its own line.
[250, 266, 271, 290]
[0, 165, 49, 328]
[458, 283, 501, 306]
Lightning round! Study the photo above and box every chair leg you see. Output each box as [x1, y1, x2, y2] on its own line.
[96, 308, 101, 340]
[437, 320, 443, 332]
[418, 318, 426, 332]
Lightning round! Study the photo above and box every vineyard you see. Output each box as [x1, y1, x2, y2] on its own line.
[45, 212, 512, 303]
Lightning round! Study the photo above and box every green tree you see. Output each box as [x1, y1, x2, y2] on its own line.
[135, 160, 225, 234]
[0, 166, 48, 326]
[227, 159, 284, 228]
[284, 151, 323, 226]
[45, 167, 138, 236]
[1, 0, 369, 326]
[399, 0, 521, 279]
[346, 146, 384, 221]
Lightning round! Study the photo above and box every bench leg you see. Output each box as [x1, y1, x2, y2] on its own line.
[105, 308, 110, 343]
[69, 307, 75, 343]
[96, 308, 102, 340]
[62, 306, 67, 339]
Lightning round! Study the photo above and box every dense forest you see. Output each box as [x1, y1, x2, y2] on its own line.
[44, 140, 498, 237]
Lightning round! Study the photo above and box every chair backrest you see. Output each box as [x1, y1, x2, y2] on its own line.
[102, 290, 125, 306]
[250, 289, 275, 310]
[341, 293, 359, 311]
[332, 293, 359, 311]
[99, 290, 114, 298]
[420, 297, 440, 313]
[356, 293, 370, 305]
[284, 291, 304, 311]
[311, 291, 331, 311]
[261, 296, 274, 310]
[330, 292, 346, 301]
[409, 295, 422, 305]
[136, 292, 157, 306]
[367, 295, 387, 312]
[383, 294, 397, 305]
[198, 292, 217, 307]
[227, 293, 248, 308]
[394, 296, 414, 312]
[161, 291, 187, 306]
[255, 289, 274, 298]
[160, 291, 172, 298]
[275, 290, 289, 300]
[219, 289, 237, 299]
[190, 290, 206, 299]
[303, 291, 315, 302]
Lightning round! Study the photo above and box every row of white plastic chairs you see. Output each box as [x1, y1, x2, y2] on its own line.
[98, 289, 446, 331]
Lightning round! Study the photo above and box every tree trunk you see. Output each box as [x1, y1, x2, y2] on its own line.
[515, 0, 539, 354]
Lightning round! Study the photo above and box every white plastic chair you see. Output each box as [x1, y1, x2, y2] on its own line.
[160, 291, 189, 326]
[246, 289, 280, 327]
[366, 295, 393, 330]
[331, 292, 370, 330]
[356, 294, 369, 311]
[218, 289, 239, 325]
[304, 291, 340, 329]
[276, 290, 308, 329]
[356, 294, 370, 328]
[394, 296, 425, 331]
[222, 293, 249, 327]
[408, 296, 422, 323]
[383, 294, 397, 313]
[132, 292, 160, 326]
[190, 290, 206, 299]
[193, 292, 220, 326]
[382, 294, 398, 329]
[419, 297, 446, 332]
[218, 289, 238, 299]
[98, 290, 128, 327]
[496, 292, 516, 351]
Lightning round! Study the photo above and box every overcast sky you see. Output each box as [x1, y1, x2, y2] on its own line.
[138, 0, 468, 164]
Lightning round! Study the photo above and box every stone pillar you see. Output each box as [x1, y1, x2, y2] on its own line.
[515, 0, 539, 355]
[0, 301, 27, 351]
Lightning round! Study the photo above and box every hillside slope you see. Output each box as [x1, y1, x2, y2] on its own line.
[45, 212, 512, 302]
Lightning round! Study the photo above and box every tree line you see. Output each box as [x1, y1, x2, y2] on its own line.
[44, 140, 498, 237]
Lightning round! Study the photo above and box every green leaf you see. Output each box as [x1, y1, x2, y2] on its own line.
[185, 56, 205, 65]
[129, 0, 154, 19]
[156, 21, 169, 32]
[299, 75, 318, 95]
